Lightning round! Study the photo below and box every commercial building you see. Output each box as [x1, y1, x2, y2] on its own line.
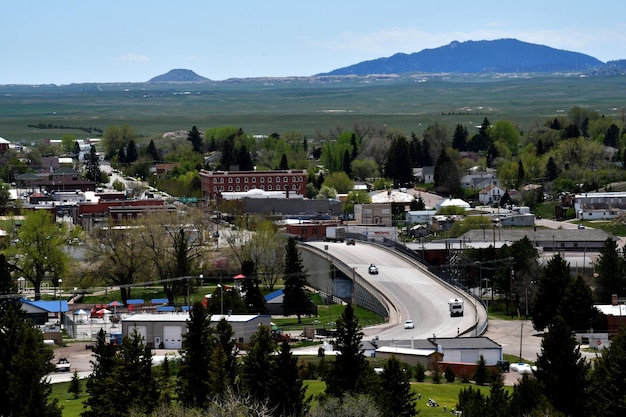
[199, 169, 307, 200]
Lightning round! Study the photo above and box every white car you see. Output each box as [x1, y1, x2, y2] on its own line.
[510, 362, 537, 374]
[404, 320, 415, 329]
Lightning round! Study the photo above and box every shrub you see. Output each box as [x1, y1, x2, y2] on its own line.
[444, 366, 455, 383]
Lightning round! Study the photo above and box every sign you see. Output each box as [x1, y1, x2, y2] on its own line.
[597, 340, 602, 346]
[179, 197, 198, 203]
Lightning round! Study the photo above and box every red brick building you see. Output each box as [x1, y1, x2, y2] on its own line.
[199, 169, 307, 200]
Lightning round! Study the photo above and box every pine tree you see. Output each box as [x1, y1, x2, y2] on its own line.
[282, 237, 311, 323]
[324, 304, 376, 397]
[377, 356, 417, 417]
[68, 370, 82, 399]
[342, 149, 352, 177]
[242, 277, 267, 314]
[589, 325, 626, 417]
[531, 253, 571, 331]
[126, 138, 138, 163]
[83, 329, 119, 417]
[86, 144, 101, 182]
[594, 238, 626, 303]
[545, 156, 560, 181]
[177, 301, 214, 408]
[279, 153, 289, 170]
[452, 124, 468, 151]
[241, 324, 276, 403]
[0, 254, 61, 417]
[473, 355, 488, 386]
[534, 316, 590, 417]
[146, 139, 160, 161]
[507, 374, 555, 417]
[384, 135, 413, 187]
[559, 274, 597, 331]
[187, 125, 203, 153]
[237, 144, 254, 171]
[270, 340, 310, 417]
[214, 317, 238, 386]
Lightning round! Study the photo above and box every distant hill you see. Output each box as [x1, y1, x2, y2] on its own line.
[148, 69, 209, 83]
[319, 39, 604, 76]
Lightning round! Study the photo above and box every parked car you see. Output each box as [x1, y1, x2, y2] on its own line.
[55, 358, 71, 372]
[404, 319, 415, 329]
[510, 362, 536, 373]
[368, 264, 378, 274]
[496, 360, 510, 372]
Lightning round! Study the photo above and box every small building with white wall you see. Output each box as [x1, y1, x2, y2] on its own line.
[121, 312, 271, 349]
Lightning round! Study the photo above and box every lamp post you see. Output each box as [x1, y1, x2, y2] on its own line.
[217, 283, 224, 316]
[58, 279, 63, 330]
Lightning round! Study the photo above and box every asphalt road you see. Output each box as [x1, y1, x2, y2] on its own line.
[304, 241, 482, 340]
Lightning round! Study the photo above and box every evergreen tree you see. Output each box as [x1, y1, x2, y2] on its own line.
[433, 147, 461, 196]
[452, 124, 468, 151]
[595, 238, 626, 303]
[237, 144, 254, 171]
[117, 146, 126, 165]
[68, 370, 82, 399]
[113, 328, 159, 415]
[214, 317, 238, 386]
[377, 356, 417, 417]
[0, 254, 61, 417]
[83, 329, 119, 417]
[242, 277, 267, 314]
[85, 144, 101, 182]
[473, 355, 488, 386]
[220, 136, 236, 170]
[536, 138, 545, 156]
[271, 340, 310, 417]
[507, 374, 555, 417]
[409, 196, 426, 211]
[279, 153, 289, 170]
[479, 117, 491, 137]
[325, 304, 376, 397]
[589, 325, 626, 417]
[409, 133, 422, 166]
[457, 386, 487, 416]
[342, 149, 352, 177]
[384, 135, 413, 187]
[146, 139, 160, 162]
[126, 138, 138, 163]
[486, 376, 510, 417]
[545, 156, 560, 181]
[559, 274, 599, 331]
[187, 126, 203, 153]
[531, 253, 572, 331]
[282, 237, 311, 323]
[72, 140, 81, 159]
[516, 159, 525, 188]
[177, 301, 214, 408]
[534, 316, 590, 417]
[241, 324, 276, 403]
[604, 123, 620, 147]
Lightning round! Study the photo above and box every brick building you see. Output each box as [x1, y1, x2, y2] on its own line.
[199, 169, 307, 200]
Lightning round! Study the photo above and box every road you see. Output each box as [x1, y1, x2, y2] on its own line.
[304, 241, 481, 340]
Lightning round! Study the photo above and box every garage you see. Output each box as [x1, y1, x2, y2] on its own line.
[163, 325, 183, 349]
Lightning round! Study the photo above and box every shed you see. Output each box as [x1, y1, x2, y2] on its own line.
[264, 288, 284, 315]
[121, 312, 271, 349]
[376, 346, 443, 369]
[428, 336, 502, 365]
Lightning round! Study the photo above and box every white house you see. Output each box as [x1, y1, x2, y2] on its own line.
[574, 192, 626, 220]
[479, 184, 505, 205]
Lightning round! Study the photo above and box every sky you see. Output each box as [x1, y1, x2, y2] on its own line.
[3, 0, 626, 85]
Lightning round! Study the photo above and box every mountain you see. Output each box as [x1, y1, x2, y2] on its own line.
[319, 39, 603, 76]
[148, 69, 210, 83]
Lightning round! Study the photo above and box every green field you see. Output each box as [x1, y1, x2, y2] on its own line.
[2, 74, 626, 142]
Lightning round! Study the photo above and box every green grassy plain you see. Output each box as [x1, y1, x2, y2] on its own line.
[2, 74, 626, 143]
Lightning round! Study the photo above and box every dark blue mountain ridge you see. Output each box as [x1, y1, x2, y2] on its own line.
[318, 38, 604, 76]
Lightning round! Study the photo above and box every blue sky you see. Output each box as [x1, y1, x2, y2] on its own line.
[4, 0, 626, 84]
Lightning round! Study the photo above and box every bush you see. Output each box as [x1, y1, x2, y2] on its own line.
[444, 366, 455, 383]
[414, 363, 426, 382]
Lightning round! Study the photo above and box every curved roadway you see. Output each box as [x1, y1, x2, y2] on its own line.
[305, 241, 480, 340]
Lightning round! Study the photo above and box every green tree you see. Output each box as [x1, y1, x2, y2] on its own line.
[85, 144, 101, 182]
[594, 238, 626, 303]
[311, 393, 381, 417]
[351, 158, 379, 180]
[126, 138, 138, 163]
[589, 325, 626, 417]
[237, 144, 254, 171]
[507, 373, 556, 417]
[343, 149, 352, 177]
[531, 253, 572, 331]
[242, 277, 267, 314]
[384, 134, 413, 187]
[177, 301, 214, 408]
[559, 274, 599, 332]
[473, 355, 488, 386]
[452, 124, 468, 151]
[0, 180, 10, 215]
[241, 324, 276, 403]
[0, 254, 61, 417]
[113, 329, 159, 415]
[322, 171, 354, 194]
[534, 316, 590, 417]
[10, 210, 72, 300]
[68, 370, 82, 399]
[279, 153, 289, 170]
[146, 139, 160, 162]
[214, 317, 238, 387]
[83, 329, 119, 417]
[410, 196, 426, 211]
[545, 156, 560, 181]
[325, 303, 376, 397]
[61, 133, 76, 154]
[187, 126, 203, 153]
[457, 386, 487, 417]
[282, 237, 311, 323]
[271, 340, 309, 417]
[377, 356, 417, 417]
[343, 190, 372, 216]
[433, 148, 461, 197]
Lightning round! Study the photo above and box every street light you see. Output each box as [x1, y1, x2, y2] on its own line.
[58, 279, 63, 330]
[217, 283, 224, 316]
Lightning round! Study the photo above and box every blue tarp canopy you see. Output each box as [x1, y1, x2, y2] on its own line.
[126, 299, 145, 305]
[156, 306, 175, 312]
[151, 298, 169, 304]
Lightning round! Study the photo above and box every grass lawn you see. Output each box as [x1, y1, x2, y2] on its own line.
[52, 378, 507, 417]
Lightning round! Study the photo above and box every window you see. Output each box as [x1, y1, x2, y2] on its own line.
[276, 176, 280, 182]
[236, 177, 240, 183]
[283, 176, 288, 182]
[276, 185, 280, 190]
[228, 178, 233, 183]
[268, 185, 272, 190]
[292, 184, 297, 190]
[252, 177, 256, 183]
[236, 186, 240, 191]
[220, 186, 224, 191]
[260, 177, 264, 183]
[228, 186, 233, 191]
[213, 186, 217, 191]
[267, 177, 272, 183]
[244, 177, 248, 183]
